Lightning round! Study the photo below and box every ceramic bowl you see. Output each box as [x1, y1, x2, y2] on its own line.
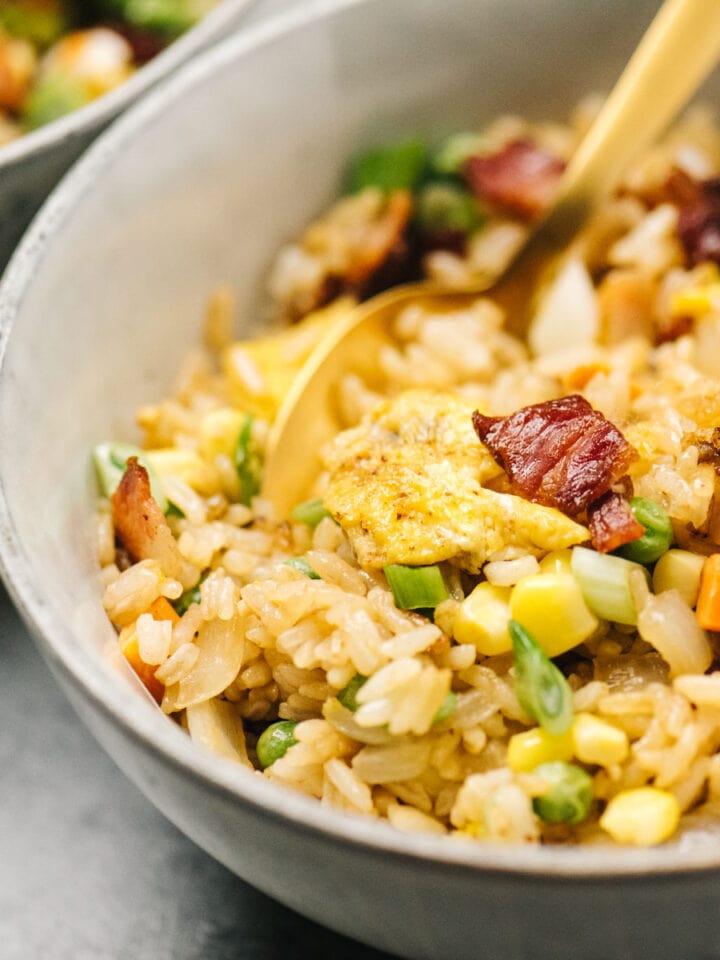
[0, 0, 257, 271]
[1, 2, 720, 958]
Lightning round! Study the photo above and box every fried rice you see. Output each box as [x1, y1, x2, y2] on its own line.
[96, 99, 720, 847]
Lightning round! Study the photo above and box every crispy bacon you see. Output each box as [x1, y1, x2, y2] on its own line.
[472, 395, 638, 516]
[660, 168, 720, 266]
[587, 491, 644, 553]
[463, 139, 565, 220]
[111, 458, 182, 579]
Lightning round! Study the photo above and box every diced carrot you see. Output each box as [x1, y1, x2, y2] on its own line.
[561, 362, 611, 392]
[148, 595, 180, 625]
[696, 553, 720, 631]
[118, 595, 179, 702]
[119, 629, 165, 703]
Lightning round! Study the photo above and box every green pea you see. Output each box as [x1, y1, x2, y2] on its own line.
[337, 674, 368, 712]
[415, 182, 484, 236]
[532, 762, 594, 825]
[256, 721, 299, 769]
[615, 497, 673, 565]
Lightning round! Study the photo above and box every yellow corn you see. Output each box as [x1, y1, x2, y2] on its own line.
[509, 571, 598, 658]
[538, 549, 573, 575]
[452, 582, 512, 655]
[507, 727, 574, 772]
[652, 549, 706, 608]
[572, 713, 629, 767]
[599, 787, 680, 846]
[198, 408, 246, 462]
[146, 448, 220, 496]
[669, 281, 720, 320]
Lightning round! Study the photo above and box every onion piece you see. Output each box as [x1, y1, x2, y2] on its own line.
[637, 588, 712, 677]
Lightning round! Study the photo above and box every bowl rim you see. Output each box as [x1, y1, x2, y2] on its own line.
[0, 0, 257, 169]
[1, 0, 720, 881]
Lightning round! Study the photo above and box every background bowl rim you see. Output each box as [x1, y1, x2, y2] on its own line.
[0, 0, 257, 169]
[1, 0, 719, 880]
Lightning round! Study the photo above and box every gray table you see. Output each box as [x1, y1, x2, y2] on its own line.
[0, 586, 398, 959]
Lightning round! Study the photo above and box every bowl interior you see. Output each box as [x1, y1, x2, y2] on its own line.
[1, 0, 719, 879]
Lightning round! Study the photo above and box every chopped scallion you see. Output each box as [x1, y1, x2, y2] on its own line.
[433, 690, 457, 724]
[172, 579, 203, 616]
[571, 546, 648, 625]
[383, 563, 449, 611]
[510, 619, 573, 736]
[234, 413, 263, 507]
[615, 497, 673, 565]
[344, 139, 429, 194]
[430, 132, 486, 176]
[93, 441, 168, 513]
[337, 674, 368, 712]
[291, 498, 333, 528]
[285, 557, 321, 580]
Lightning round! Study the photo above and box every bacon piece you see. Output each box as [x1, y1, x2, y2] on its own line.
[472, 395, 638, 516]
[464, 139, 565, 220]
[659, 168, 720, 266]
[111, 458, 182, 579]
[588, 491, 645, 553]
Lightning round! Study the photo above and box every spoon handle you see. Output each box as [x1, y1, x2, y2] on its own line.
[547, 0, 720, 239]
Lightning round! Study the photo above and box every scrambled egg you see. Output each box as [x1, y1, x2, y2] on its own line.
[323, 390, 589, 572]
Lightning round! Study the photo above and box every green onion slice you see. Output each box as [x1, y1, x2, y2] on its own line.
[93, 441, 168, 513]
[172, 580, 203, 616]
[432, 690, 457, 724]
[510, 619, 573, 735]
[285, 557, 321, 580]
[430, 131, 486, 176]
[344, 139, 429, 194]
[615, 497, 673, 566]
[383, 564, 449, 611]
[234, 413, 263, 507]
[337, 674, 368, 712]
[532, 762, 593, 825]
[571, 546, 648, 626]
[291, 498, 333, 528]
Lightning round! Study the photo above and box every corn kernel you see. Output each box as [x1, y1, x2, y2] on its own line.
[507, 727, 574, 772]
[538, 549, 573, 575]
[599, 787, 680, 846]
[509, 571, 598, 657]
[146, 448, 220, 496]
[198, 408, 246, 462]
[652, 549, 705, 608]
[452, 582, 512, 655]
[669, 282, 720, 320]
[572, 712, 629, 766]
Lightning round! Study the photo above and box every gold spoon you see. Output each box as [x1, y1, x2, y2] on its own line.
[263, 0, 720, 516]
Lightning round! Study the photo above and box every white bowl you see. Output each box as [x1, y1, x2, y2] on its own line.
[2, 2, 720, 958]
[0, 0, 257, 270]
